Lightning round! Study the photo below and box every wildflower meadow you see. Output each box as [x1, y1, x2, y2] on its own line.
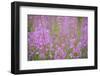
[28, 15, 88, 61]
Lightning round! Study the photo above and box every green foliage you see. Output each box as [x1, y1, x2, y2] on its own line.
[65, 48, 73, 59]
[51, 24, 60, 36]
[81, 47, 88, 58]
[33, 53, 40, 60]
[77, 17, 83, 39]
[28, 22, 33, 32]
[78, 17, 83, 26]
[45, 50, 54, 60]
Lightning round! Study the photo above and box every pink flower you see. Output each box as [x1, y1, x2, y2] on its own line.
[54, 46, 66, 59]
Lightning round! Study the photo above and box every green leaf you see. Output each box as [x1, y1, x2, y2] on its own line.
[81, 48, 88, 58]
[33, 53, 40, 60]
[28, 21, 33, 32]
[51, 24, 60, 35]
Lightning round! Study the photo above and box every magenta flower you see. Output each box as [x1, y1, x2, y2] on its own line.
[70, 47, 81, 58]
[54, 45, 66, 59]
[33, 25, 51, 49]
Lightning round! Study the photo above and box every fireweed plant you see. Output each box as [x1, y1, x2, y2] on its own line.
[28, 15, 88, 61]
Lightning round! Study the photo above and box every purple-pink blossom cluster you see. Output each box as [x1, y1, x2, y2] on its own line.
[28, 15, 88, 60]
